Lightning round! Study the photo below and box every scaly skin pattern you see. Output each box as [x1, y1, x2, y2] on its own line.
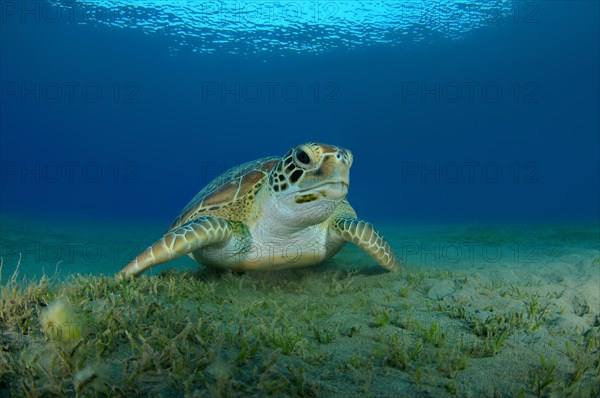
[118, 143, 401, 277]
[118, 217, 232, 277]
[330, 217, 400, 272]
[328, 200, 400, 272]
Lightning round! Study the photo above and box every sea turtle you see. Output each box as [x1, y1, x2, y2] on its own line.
[119, 143, 400, 277]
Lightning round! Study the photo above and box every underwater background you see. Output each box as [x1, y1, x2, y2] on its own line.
[1, 0, 598, 278]
[0, 1, 599, 397]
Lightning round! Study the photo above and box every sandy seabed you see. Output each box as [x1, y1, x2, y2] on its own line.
[1, 220, 599, 397]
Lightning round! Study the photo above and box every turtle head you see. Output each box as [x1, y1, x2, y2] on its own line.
[265, 143, 352, 226]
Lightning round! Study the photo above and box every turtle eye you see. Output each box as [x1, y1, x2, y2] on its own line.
[295, 150, 310, 165]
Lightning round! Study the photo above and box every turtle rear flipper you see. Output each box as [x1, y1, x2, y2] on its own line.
[118, 217, 232, 277]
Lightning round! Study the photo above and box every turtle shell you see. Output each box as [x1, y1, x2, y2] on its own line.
[169, 156, 279, 230]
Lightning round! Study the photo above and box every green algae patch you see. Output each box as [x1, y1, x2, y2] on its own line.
[40, 298, 89, 344]
[1, 234, 599, 397]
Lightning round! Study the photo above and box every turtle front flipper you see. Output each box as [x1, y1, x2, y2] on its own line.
[331, 218, 401, 272]
[118, 217, 232, 278]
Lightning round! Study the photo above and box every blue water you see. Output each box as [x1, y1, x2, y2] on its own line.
[0, 1, 598, 232]
[1, 4, 600, 397]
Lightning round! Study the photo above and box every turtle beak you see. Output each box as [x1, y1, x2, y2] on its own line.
[333, 148, 352, 179]
[311, 150, 350, 192]
[340, 148, 353, 167]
